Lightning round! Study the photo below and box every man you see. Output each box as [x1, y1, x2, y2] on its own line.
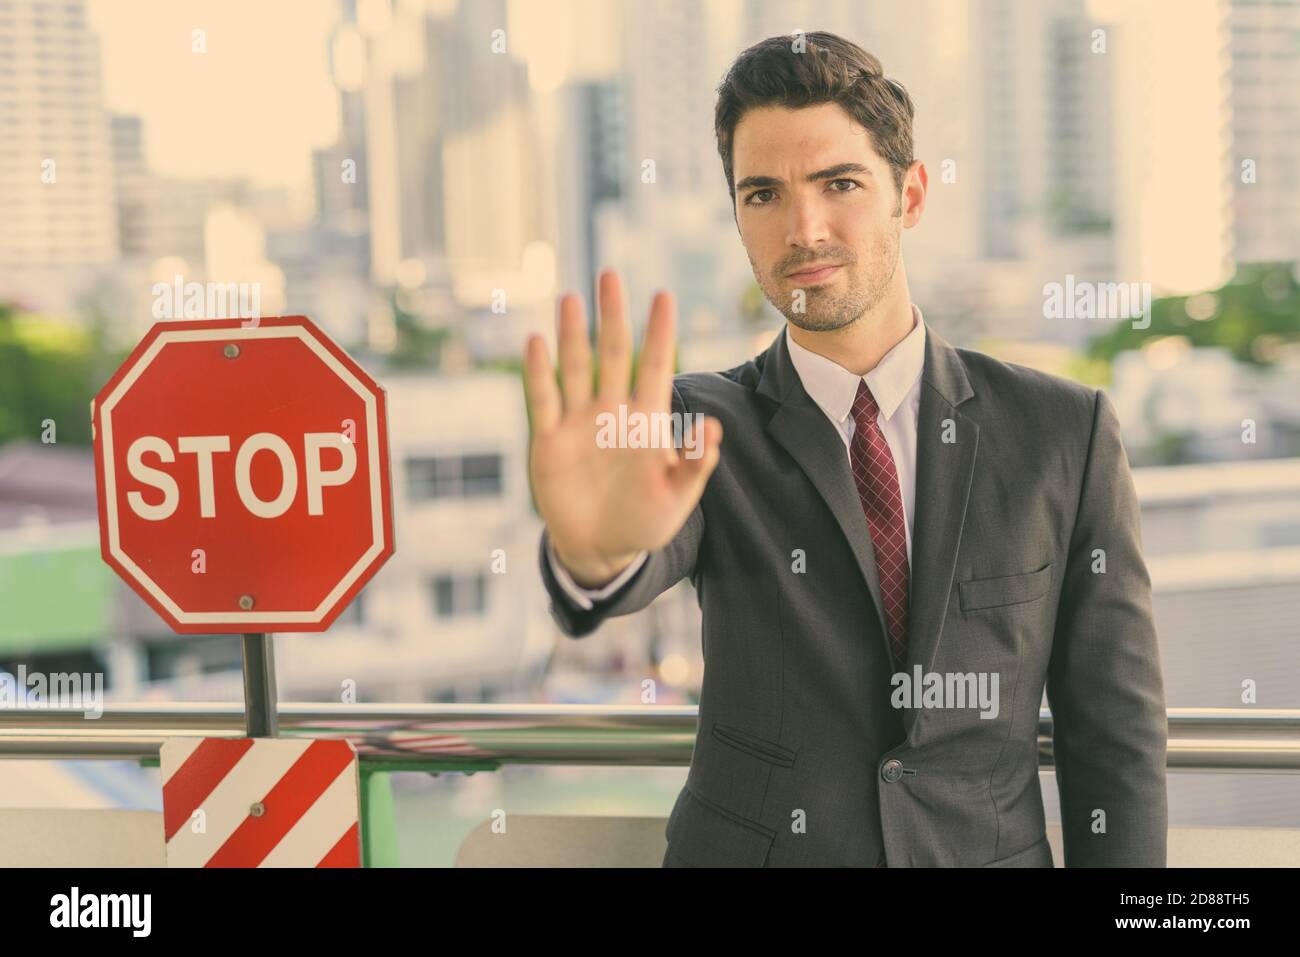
[522, 31, 1167, 867]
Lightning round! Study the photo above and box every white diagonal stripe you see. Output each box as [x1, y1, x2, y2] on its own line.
[160, 738, 205, 787]
[166, 738, 313, 867]
[258, 761, 359, 867]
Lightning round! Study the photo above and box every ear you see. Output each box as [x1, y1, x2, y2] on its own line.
[902, 160, 927, 228]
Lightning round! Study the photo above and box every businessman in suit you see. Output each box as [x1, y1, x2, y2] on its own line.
[522, 32, 1167, 867]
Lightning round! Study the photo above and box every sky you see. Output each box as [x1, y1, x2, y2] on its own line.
[86, 0, 341, 191]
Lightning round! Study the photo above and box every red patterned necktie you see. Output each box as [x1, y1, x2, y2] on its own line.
[852, 379, 907, 871]
[849, 379, 910, 668]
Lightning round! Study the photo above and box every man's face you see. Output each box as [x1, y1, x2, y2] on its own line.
[731, 102, 919, 332]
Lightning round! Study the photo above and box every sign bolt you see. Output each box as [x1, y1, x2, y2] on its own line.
[250, 802, 265, 817]
[239, 594, 255, 610]
[223, 343, 240, 359]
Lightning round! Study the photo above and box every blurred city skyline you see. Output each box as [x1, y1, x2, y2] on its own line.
[5, 0, 1296, 355]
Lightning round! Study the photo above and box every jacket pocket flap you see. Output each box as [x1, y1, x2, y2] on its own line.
[959, 563, 1053, 611]
[711, 722, 797, 767]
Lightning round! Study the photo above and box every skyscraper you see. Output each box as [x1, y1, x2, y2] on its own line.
[1227, 0, 1300, 265]
[0, 0, 118, 309]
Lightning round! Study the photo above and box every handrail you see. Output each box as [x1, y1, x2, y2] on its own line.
[0, 705, 1297, 771]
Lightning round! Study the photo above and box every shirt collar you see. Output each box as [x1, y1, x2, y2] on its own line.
[784, 303, 927, 425]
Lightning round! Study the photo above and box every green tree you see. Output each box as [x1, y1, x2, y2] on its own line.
[1085, 262, 1300, 367]
[385, 288, 451, 370]
[0, 303, 120, 447]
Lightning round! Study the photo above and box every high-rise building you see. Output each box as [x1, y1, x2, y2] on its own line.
[334, 0, 559, 362]
[0, 0, 118, 309]
[1227, 0, 1300, 265]
[550, 79, 624, 305]
[109, 114, 149, 260]
[354, 0, 544, 296]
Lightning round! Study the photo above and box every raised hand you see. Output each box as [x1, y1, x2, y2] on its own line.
[523, 269, 723, 587]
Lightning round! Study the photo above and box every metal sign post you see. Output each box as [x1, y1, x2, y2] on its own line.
[241, 632, 278, 738]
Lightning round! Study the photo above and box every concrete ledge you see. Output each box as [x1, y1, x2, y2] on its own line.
[0, 809, 164, 867]
[454, 815, 669, 868]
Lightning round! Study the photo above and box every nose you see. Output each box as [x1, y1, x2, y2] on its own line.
[784, 191, 832, 250]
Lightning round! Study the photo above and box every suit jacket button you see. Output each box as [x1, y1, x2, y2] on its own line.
[881, 758, 903, 783]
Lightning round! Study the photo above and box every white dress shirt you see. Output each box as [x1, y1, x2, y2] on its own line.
[547, 305, 929, 610]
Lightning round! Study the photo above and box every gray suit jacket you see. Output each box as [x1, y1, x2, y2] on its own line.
[537, 321, 1168, 867]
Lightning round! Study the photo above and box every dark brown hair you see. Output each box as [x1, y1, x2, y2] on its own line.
[714, 31, 915, 204]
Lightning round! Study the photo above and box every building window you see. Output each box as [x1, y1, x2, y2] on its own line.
[430, 572, 488, 619]
[406, 453, 502, 502]
[462, 453, 503, 496]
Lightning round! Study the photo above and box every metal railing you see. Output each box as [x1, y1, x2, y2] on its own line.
[2, 705, 1298, 772]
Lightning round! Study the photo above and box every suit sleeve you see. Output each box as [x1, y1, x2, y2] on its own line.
[537, 382, 706, 639]
[547, 540, 650, 611]
[1046, 388, 1169, 867]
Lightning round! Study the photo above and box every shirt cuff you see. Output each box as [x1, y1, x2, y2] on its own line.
[546, 538, 648, 611]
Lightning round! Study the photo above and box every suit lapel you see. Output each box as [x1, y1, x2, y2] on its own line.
[758, 326, 893, 652]
[906, 327, 979, 739]
[766, 390, 893, 646]
[757, 322, 979, 736]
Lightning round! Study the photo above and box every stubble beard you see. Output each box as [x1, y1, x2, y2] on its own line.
[753, 211, 903, 334]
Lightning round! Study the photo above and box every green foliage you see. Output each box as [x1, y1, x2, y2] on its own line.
[386, 289, 451, 370]
[478, 355, 524, 377]
[0, 303, 121, 447]
[1085, 263, 1300, 367]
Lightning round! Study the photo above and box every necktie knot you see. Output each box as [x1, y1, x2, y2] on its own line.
[851, 379, 880, 429]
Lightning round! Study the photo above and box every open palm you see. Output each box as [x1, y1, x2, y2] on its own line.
[523, 270, 722, 586]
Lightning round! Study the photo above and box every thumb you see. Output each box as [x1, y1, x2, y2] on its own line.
[668, 415, 722, 497]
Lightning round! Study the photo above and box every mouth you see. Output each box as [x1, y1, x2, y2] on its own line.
[785, 263, 842, 284]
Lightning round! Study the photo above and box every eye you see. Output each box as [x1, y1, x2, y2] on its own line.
[829, 178, 861, 194]
[744, 188, 776, 207]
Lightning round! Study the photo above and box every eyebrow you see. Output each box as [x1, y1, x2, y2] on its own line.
[734, 162, 874, 194]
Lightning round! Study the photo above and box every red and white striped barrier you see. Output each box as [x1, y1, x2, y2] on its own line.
[160, 737, 361, 867]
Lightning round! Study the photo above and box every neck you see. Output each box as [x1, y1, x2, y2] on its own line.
[786, 280, 914, 376]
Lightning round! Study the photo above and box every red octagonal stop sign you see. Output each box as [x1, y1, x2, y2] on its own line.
[92, 316, 395, 633]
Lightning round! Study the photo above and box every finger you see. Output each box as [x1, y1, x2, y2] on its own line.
[668, 415, 723, 498]
[557, 292, 593, 411]
[632, 290, 676, 414]
[522, 332, 560, 434]
[595, 269, 632, 403]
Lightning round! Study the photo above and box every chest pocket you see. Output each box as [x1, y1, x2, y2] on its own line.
[958, 562, 1053, 611]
